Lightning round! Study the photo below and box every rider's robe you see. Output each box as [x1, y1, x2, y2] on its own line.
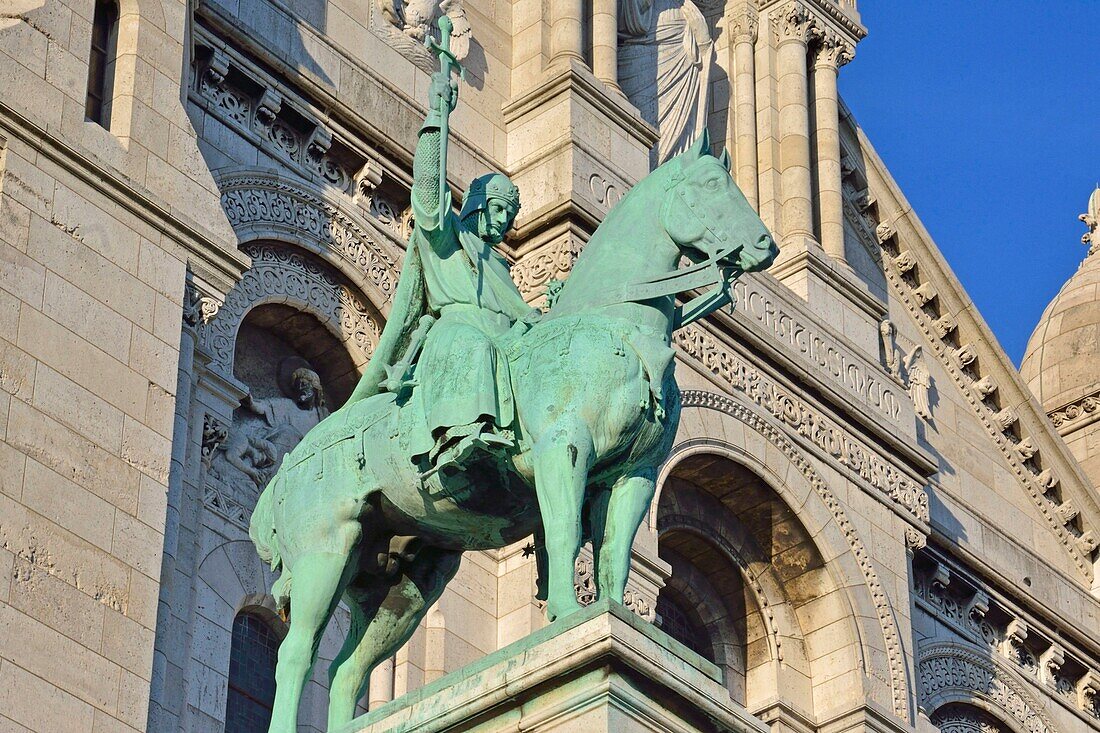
[348, 192, 532, 460]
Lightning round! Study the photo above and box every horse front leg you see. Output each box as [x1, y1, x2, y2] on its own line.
[532, 418, 594, 621]
[594, 469, 656, 604]
[269, 548, 358, 733]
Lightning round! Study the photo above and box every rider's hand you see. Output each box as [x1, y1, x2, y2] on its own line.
[429, 71, 457, 113]
[520, 307, 543, 327]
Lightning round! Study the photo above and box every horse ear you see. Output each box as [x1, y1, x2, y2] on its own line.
[689, 128, 711, 159]
[718, 149, 731, 172]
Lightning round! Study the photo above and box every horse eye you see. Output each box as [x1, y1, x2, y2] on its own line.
[705, 178, 719, 190]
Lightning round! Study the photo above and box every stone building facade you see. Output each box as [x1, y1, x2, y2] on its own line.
[0, 0, 1098, 731]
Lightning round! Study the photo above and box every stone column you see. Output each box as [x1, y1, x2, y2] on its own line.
[726, 4, 759, 209]
[812, 31, 854, 262]
[551, 0, 586, 66]
[592, 0, 619, 88]
[772, 1, 818, 243]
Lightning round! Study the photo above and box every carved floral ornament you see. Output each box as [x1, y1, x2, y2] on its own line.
[677, 390, 910, 719]
[198, 243, 381, 376]
[918, 644, 1054, 733]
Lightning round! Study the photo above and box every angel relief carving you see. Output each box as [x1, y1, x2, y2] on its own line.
[373, 0, 471, 71]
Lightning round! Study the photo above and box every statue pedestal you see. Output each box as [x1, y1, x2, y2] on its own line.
[337, 599, 766, 733]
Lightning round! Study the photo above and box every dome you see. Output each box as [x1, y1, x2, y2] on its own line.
[1020, 187, 1100, 411]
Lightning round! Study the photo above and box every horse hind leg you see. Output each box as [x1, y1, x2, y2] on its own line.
[594, 469, 656, 604]
[268, 548, 358, 733]
[326, 546, 462, 730]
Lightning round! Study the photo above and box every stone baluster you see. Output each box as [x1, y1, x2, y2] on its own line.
[726, 4, 759, 209]
[592, 0, 619, 88]
[812, 31, 854, 262]
[772, 1, 819, 243]
[551, 0, 586, 66]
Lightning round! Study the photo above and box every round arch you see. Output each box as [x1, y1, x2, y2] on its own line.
[214, 167, 403, 314]
[199, 242, 382, 387]
[652, 391, 911, 721]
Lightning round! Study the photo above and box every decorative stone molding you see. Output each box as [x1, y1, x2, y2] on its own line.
[877, 208, 1095, 579]
[911, 282, 937, 307]
[992, 408, 1018, 434]
[675, 332, 928, 522]
[512, 240, 581, 301]
[199, 243, 380, 376]
[930, 706, 1007, 733]
[217, 172, 401, 304]
[1079, 670, 1100, 717]
[955, 344, 977, 367]
[725, 4, 759, 44]
[201, 414, 229, 470]
[572, 555, 655, 622]
[933, 314, 957, 339]
[914, 550, 1100, 719]
[680, 390, 910, 718]
[905, 526, 927, 551]
[1048, 389, 1100, 434]
[771, 1, 820, 45]
[876, 221, 897, 245]
[193, 45, 362, 195]
[918, 644, 1054, 733]
[813, 30, 855, 69]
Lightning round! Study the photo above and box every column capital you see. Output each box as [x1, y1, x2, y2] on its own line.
[771, 1, 820, 46]
[725, 4, 759, 45]
[813, 30, 855, 70]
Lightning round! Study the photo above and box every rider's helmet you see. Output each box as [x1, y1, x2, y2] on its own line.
[459, 173, 521, 226]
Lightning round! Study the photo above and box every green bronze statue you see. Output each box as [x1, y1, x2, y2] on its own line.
[249, 16, 777, 732]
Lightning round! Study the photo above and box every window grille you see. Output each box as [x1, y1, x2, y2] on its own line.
[85, 0, 118, 127]
[225, 612, 281, 732]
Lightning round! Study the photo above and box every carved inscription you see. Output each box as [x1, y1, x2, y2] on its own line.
[731, 279, 902, 422]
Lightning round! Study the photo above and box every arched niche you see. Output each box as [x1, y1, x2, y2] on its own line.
[651, 391, 912, 723]
[931, 703, 1018, 733]
[200, 241, 382, 381]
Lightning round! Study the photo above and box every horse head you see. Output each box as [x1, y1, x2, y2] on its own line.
[659, 130, 778, 275]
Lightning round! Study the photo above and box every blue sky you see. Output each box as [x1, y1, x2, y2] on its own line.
[839, 2, 1100, 365]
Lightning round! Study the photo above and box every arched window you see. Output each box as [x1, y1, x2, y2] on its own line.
[85, 0, 119, 127]
[225, 612, 282, 732]
[656, 589, 714, 662]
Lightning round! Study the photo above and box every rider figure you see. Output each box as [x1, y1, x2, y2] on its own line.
[349, 68, 538, 473]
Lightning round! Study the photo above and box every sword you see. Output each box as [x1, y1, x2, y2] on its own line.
[426, 15, 466, 216]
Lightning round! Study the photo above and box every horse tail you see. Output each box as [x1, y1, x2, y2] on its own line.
[249, 471, 282, 573]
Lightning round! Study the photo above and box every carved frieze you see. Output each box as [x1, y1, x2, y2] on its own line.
[572, 555, 655, 622]
[199, 244, 380, 376]
[918, 644, 1053, 733]
[512, 240, 581, 301]
[371, 0, 470, 74]
[217, 174, 401, 303]
[1048, 390, 1100, 434]
[675, 332, 929, 523]
[193, 46, 361, 194]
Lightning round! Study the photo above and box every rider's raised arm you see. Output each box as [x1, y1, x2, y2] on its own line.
[411, 71, 455, 238]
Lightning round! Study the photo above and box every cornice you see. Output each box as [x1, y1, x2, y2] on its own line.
[502, 59, 659, 151]
[1049, 388, 1100, 437]
[844, 106, 1100, 583]
[0, 101, 248, 295]
[758, 0, 866, 44]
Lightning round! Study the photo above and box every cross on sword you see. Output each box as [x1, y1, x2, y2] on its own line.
[426, 15, 467, 216]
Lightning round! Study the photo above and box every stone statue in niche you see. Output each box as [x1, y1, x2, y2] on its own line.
[211, 357, 330, 491]
[619, 0, 714, 166]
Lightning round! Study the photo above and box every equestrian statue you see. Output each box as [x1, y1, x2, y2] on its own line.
[249, 15, 778, 732]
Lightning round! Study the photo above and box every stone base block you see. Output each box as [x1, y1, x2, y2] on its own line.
[338, 599, 766, 733]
